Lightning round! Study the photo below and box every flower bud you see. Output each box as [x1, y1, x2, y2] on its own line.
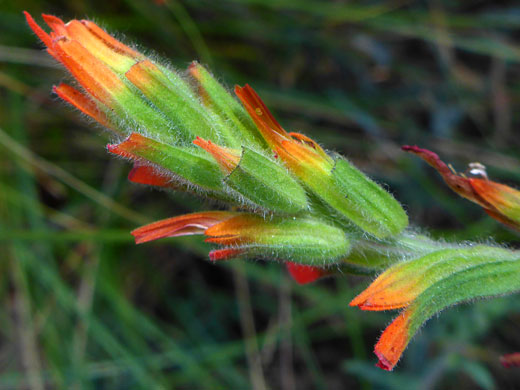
[194, 138, 309, 213]
[132, 212, 351, 265]
[205, 214, 351, 264]
[108, 133, 225, 193]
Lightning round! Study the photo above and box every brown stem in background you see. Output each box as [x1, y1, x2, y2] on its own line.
[232, 262, 268, 390]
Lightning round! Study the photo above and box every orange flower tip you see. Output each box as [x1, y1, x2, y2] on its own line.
[193, 137, 240, 172]
[128, 165, 171, 187]
[357, 302, 409, 311]
[131, 222, 201, 244]
[78, 19, 142, 59]
[234, 84, 289, 143]
[286, 262, 328, 285]
[132, 224, 206, 244]
[41, 13, 66, 32]
[234, 84, 243, 95]
[500, 353, 520, 368]
[288, 132, 331, 161]
[350, 284, 414, 310]
[204, 235, 240, 245]
[24, 11, 52, 47]
[349, 294, 408, 311]
[106, 142, 127, 157]
[125, 60, 159, 87]
[209, 248, 244, 261]
[131, 212, 236, 244]
[289, 132, 318, 150]
[484, 208, 520, 231]
[187, 61, 200, 76]
[53, 83, 112, 128]
[375, 350, 394, 371]
[192, 136, 206, 147]
[107, 133, 148, 159]
[349, 292, 368, 307]
[373, 311, 411, 371]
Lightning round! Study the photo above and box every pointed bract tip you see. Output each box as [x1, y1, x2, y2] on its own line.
[375, 350, 394, 371]
[401, 145, 438, 159]
[24, 11, 52, 48]
[209, 248, 244, 261]
[286, 262, 329, 285]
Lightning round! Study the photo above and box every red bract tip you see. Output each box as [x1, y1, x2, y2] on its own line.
[131, 211, 237, 244]
[24, 11, 52, 49]
[235, 84, 288, 139]
[53, 83, 112, 128]
[375, 350, 393, 371]
[193, 136, 240, 173]
[373, 310, 412, 371]
[235, 84, 332, 174]
[41, 13, 66, 33]
[285, 262, 329, 285]
[209, 248, 245, 261]
[128, 164, 172, 188]
[501, 353, 520, 368]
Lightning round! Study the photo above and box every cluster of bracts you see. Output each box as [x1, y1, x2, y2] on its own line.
[26, 12, 520, 370]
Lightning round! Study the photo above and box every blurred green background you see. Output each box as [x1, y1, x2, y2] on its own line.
[1, 0, 520, 389]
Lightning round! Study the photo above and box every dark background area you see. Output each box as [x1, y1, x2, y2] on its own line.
[1, 0, 520, 388]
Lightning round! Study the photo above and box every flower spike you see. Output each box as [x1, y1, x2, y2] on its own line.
[28, 12, 520, 374]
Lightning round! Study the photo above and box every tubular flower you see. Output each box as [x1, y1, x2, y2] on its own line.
[403, 145, 520, 231]
[132, 212, 352, 264]
[350, 246, 520, 370]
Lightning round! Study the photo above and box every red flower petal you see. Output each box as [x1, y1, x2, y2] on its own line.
[286, 262, 329, 284]
[53, 83, 112, 129]
[128, 164, 173, 188]
[131, 211, 237, 244]
[374, 310, 412, 371]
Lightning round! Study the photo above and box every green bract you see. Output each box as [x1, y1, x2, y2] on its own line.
[225, 147, 308, 213]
